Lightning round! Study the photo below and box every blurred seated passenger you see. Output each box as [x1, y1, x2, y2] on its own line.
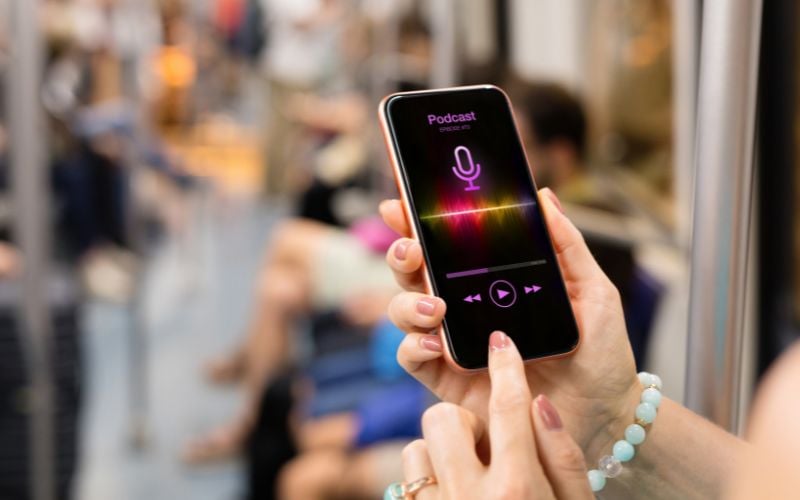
[183, 215, 399, 462]
[514, 82, 624, 213]
[269, 321, 430, 500]
[275, 389, 422, 499]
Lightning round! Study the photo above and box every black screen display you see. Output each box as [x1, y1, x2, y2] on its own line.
[385, 86, 579, 369]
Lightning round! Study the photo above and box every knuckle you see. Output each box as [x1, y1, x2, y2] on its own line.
[422, 402, 462, 430]
[387, 295, 404, 323]
[490, 385, 530, 415]
[388, 293, 416, 326]
[492, 478, 531, 500]
[395, 338, 420, 373]
[552, 442, 587, 474]
[401, 439, 427, 463]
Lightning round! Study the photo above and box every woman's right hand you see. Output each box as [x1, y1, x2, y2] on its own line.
[402, 331, 593, 500]
[379, 188, 641, 461]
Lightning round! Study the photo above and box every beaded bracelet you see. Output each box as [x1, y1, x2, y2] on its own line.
[586, 372, 663, 493]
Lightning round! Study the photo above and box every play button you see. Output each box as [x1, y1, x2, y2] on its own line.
[489, 280, 517, 308]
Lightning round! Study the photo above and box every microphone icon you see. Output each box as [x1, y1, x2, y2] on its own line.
[452, 145, 481, 191]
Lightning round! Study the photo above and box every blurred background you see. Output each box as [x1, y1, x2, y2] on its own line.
[0, 0, 795, 499]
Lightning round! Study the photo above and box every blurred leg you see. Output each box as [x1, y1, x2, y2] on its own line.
[206, 219, 332, 383]
[240, 219, 331, 387]
[278, 449, 348, 500]
[279, 442, 407, 500]
[298, 412, 358, 451]
[186, 220, 332, 462]
[336, 442, 407, 499]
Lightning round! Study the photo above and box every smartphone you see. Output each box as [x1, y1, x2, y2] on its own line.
[379, 85, 580, 370]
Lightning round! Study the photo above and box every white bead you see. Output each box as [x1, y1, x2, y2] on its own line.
[638, 372, 663, 390]
[650, 374, 663, 390]
[599, 455, 623, 478]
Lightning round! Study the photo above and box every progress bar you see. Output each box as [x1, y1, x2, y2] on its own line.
[446, 259, 547, 279]
[420, 201, 536, 220]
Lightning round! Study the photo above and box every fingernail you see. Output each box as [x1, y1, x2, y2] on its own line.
[489, 331, 510, 352]
[542, 188, 564, 214]
[394, 240, 411, 260]
[535, 394, 563, 430]
[420, 335, 442, 352]
[416, 297, 437, 316]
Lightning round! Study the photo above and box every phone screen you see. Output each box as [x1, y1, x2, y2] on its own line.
[385, 86, 579, 369]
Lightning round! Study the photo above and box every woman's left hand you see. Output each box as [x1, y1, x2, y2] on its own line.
[400, 331, 593, 500]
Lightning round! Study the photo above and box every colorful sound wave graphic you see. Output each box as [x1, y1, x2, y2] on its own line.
[420, 195, 537, 236]
[420, 201, 536, 220]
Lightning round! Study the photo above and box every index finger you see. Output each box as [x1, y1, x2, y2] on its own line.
[487, 331, 547, 482]
[379, 199, 412, 237]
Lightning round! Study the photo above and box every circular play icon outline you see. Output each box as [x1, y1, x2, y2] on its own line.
[489, 279, 517, 308]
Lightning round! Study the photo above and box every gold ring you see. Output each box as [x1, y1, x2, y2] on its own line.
[404, 476, 436, 499]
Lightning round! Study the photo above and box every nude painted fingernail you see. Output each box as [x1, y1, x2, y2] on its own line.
[416, 297, 437, 316]
[535, 394, 563, 430]
[489, 331, 510, 352]
[394, 240, 411, 260]
[420, 335, 442, 352]
[542, 188, 564, 214]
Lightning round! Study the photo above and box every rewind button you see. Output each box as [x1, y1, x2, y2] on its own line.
[463, 293, 482, 303]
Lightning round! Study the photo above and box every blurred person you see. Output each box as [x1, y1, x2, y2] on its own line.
[275, 390, 421, 500]
[284, 90, 372, 225]
[259, 0, 346, 195]
[266, 321, 430, 500]
[40, 0, 142, 301]
[43, 0, 201, 302]
[183, 215, 400, 462]
[513, 81, 623, 213]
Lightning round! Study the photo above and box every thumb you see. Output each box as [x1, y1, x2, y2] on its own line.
[538, 188, 604, 286]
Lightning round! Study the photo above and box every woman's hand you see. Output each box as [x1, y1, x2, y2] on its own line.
[380, 188, 640, 460]
[401, 331, 593, 499]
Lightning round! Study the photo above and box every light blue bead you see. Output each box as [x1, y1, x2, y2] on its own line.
[641, 387, 662, 408]
[588, 469, 606, 492]
[625, 423, 646, 445]
[612, 439, 635, 462]
[384, 482, 404, 500]
[635, 402, 657, 424]
[637, 372, 651, 386]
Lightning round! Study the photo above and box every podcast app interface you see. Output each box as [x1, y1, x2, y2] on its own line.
[388, 87, 578, 368]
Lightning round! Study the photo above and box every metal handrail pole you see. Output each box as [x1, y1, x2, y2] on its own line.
[685, 0, 763, 432]
[8, 0, 56, 498]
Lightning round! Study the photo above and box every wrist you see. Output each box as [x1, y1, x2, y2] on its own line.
[583, 379, 643, 465]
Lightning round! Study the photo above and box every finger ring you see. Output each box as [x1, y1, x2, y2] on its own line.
[384, 476, 437, 499]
